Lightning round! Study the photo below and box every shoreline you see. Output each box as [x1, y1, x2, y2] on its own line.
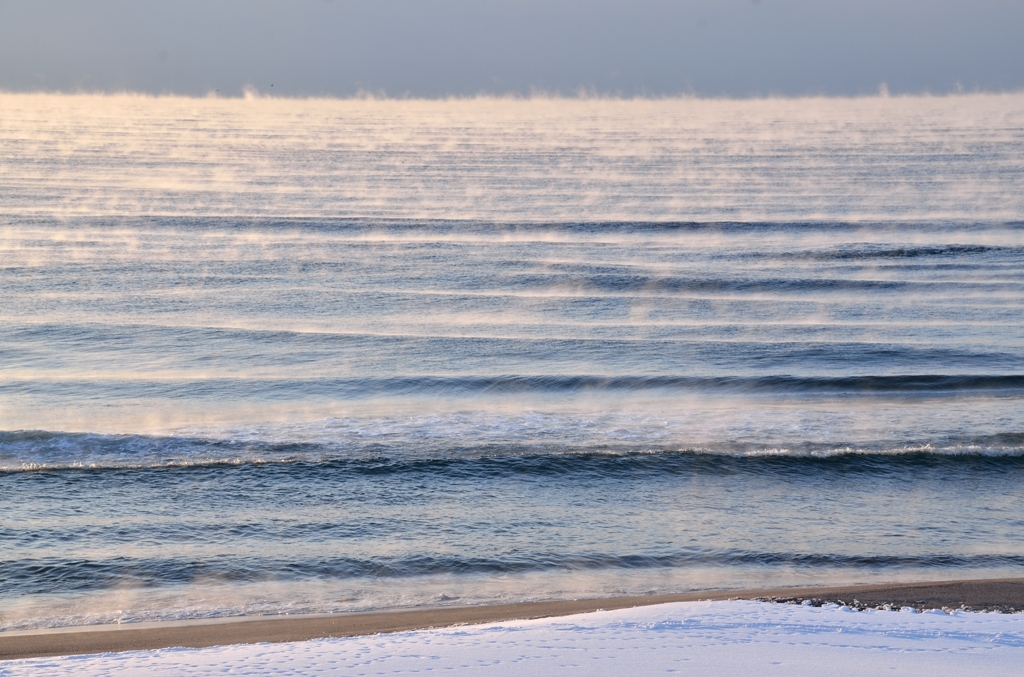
[4, 577, 1024, 661]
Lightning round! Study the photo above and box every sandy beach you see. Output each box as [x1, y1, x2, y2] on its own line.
[4, 577, 1023, 661]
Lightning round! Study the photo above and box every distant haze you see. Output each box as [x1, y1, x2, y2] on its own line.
[2, 0, 1023, 98]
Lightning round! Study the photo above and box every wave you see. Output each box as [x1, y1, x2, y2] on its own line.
[786, 243, 1021, 261]
[10, 216, 1023, 257]
[369, 374, 1024, 395]
[6, 550, 1024, 596]
[5, 374, 1023, 401]
[3, 429, 1024, 473]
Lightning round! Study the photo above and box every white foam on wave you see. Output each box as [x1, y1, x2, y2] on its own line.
[7, 600, 1024, 676]
[4, 398, 1024, 472]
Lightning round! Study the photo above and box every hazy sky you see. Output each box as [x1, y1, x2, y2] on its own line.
[2, 0, 1022, 97]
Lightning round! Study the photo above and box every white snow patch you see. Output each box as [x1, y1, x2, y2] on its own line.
[5, 600, 1024, 676]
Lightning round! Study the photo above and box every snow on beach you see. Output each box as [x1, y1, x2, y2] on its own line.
[6, 600, 1024, 676]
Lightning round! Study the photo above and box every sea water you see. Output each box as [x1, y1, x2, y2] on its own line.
[1, 93, 1023, 630]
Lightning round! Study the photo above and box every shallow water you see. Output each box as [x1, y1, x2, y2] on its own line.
[1, 94, 1023, 629]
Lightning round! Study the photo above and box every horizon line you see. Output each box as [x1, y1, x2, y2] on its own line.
[4, 86, 1024, 103]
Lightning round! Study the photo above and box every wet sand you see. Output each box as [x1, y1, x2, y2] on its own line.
[4, 577, 1024, 661]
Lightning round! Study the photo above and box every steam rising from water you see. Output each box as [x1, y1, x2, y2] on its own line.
[2, 218, 1023, 435]
[2, 92, 1023, 221]
[3, 94, 1024, 631]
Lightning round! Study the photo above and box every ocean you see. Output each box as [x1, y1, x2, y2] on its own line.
[1, 92, 1023, 630]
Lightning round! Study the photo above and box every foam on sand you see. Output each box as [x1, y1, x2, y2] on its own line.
[6, 600, 1023, 676]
